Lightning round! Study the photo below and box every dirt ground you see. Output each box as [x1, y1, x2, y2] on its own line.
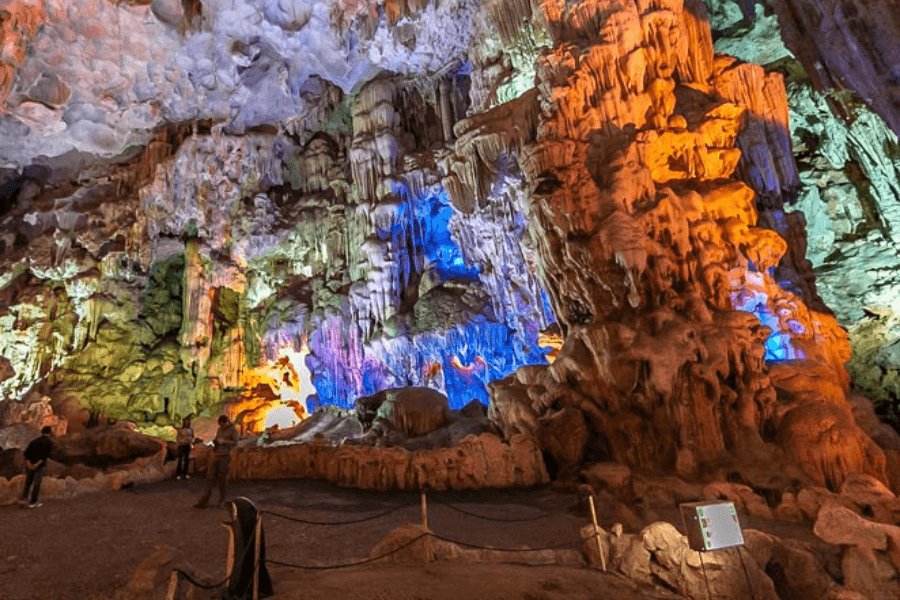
[0, 477, 701, 600]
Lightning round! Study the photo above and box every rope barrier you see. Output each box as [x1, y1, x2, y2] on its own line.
[171, 511, 260, 593]
[171, 493, 602, 582]
[261, 502, 410, 525]
[430, 493, 552, 522]
[265, 532, 430, 570]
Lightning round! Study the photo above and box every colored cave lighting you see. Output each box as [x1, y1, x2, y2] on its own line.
[731, 271, 806, 362]
[236, 340, 315, 432]
[262, 403, 301, 430]
[297, 183, 557, 411]
[387, 183, 480, 283]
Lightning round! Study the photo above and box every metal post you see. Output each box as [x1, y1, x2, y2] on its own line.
[699, 551, 714, 600]
[253, 513, 262, 600]
[588, 495, 607, 572]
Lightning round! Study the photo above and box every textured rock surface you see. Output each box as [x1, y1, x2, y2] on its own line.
[3, 1, 900, 595]
[0, 0, 896, 508]
[703, 0, 900, 436]
[226, 432, 549, 491]
[584, 521, 779, 600]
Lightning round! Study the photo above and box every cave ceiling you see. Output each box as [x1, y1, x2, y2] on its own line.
[1, 0, 900, 491]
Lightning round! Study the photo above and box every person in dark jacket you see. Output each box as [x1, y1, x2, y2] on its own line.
[194, 415, 239, 509]
[20, 426, 54, 508]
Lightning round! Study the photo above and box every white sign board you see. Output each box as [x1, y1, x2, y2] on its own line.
[679, 501, 745, 552]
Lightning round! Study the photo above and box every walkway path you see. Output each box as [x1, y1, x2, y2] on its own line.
[0, 478, 684, 600]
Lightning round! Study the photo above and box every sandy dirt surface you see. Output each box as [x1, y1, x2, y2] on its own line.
[0, 477, 720, 600]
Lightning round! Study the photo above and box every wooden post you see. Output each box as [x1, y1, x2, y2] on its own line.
[588, 495, 607, 572]
[420, 489, 431, 562]
[253, 513, 262, 600]
[165, 570, 179, 600]
[220, 519, 235, 586]
[420, 490, 428, 531]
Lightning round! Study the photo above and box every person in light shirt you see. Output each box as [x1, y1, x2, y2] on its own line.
[174, 416, 194, 480]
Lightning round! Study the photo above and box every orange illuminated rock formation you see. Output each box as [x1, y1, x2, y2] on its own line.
[445, 0, 887, 492]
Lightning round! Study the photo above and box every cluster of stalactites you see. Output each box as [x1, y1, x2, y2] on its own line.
[139, 131, 284, 254]
[348, 170, 441, 340]
[474, 0, 885, 491]
[443, 89, 542, 213]
[349, 76, 402, 203]
[333, 0, 430, 35]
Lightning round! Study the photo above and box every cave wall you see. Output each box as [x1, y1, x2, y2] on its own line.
[0, 0, 898, 492]
[706, 0, 900, 425]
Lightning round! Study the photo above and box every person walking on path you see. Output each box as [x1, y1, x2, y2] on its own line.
[19, 426, 54, 508]
[174, 416, 194, 480]
[194, 415, 238, 509]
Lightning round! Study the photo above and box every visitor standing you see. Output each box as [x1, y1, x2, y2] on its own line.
[174, 416, 194, 480]
[194, 415, 239, 509]
[19, 426, 54, 508]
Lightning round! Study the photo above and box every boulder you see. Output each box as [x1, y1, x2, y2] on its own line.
[356, 387, 452, 438]
[612, 521, 779, 600]
[27, 72, 70, 107]
[797, 486, 855, 521]
[402, 417, 497, 451]
[633, 475, 703, 509]
[579, 522, 612, 569]
[813, 502, 887, 549]
[0, 474, 24, 505]
[150, 0, 184, 28]
[92, 428, 166, 461]
[703, 481, 773, 519]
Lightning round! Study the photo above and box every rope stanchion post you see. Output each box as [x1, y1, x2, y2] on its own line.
[165, 570, 179, 600]
[420, 489, 428, 531]
[587, 495, 607, 572]
[253, 512, 262, 600]
[420, 488, 431, 563]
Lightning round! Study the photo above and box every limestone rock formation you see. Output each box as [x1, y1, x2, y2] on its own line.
[225, 431, 549, 491]
[0, 0, 898, 524]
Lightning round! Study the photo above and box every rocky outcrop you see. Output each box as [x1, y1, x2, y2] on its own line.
[704, 0, 900, 439]
[224, 432, 548, 491]
[0, 444, 173, 506]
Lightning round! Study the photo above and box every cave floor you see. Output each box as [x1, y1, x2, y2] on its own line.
[0, 478, 816, 600]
